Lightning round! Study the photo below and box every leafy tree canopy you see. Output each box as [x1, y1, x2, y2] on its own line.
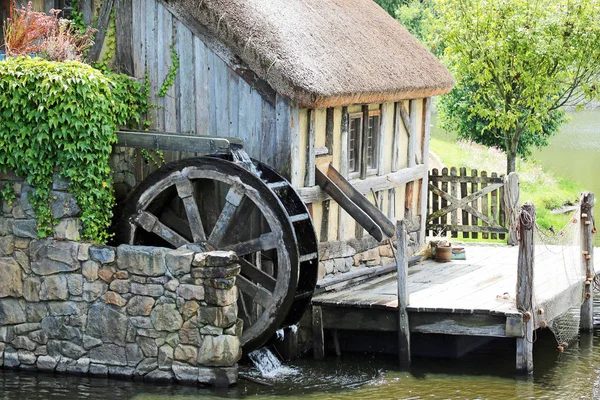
[373, 0, 406, 17]
[430, 0, 600, 174]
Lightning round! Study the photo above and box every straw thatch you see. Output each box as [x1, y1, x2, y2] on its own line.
[168, 0, 454, 107]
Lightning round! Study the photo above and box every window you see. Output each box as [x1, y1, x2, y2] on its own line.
[347, 108, 381, 179]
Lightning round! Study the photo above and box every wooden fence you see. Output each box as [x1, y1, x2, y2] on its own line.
[427, 167, 519, 241]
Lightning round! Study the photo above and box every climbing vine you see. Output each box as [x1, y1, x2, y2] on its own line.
[69, 0, 87, 33]
[0, 57, 149, 243]
[0, 183, 15, 207]
[158, 42, 180, 97]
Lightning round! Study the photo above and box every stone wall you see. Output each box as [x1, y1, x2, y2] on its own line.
[0, 175, 243, 387]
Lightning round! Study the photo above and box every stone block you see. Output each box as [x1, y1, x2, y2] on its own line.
[172, 362, 199, 383]
[182, 300, 200, 320]
[41, 316, 82, 343]
[98, 266, 115, 283]
[13, 322, 41, 335]
[67, 357, 90, 374]
[85, 303, 128, 345]
[114, 271, 129, 280]
[223, 319, 243, 337]
[165, 249, 194, 278]
[0, 235, 14, 256]
[157, 344, 173, 370]
[204, 286, 238, 307]
[11, 204, 25, 219]
[197, 365, 238, 387]
[22, 276, 40, 302]
[77, 243, 91, 261]
[334, 258, 351, 273]
[108, 366, 135, 378]
[174, 344, 198, 365]
[14, 250, 30, 273]
[191, 264, 241, 279]
[323, 260, 335, 274]
[151, 304, 183, 332]
[47, 340, 86, 359]
[50, 191, 81, 219]
[52, 174, 69, 191]
[18, 350, 36, 365]
[177, 284, 204, 301]
[145, 369, 174, 382]
[203, 277, 236, 290]
[198, 304, 238, 328]
[11, 336, 36, 351]
[109, 279, 131, 294]
[82, 260, 99, 281]
[14, 237, 30, 250]
[135, 358, 157, 376]
[40, 275, 69, 301]
[320, 241, 357, 259]
[127, 296, 155, 316]
[117, 245, 168, 277]
[0, 299, 27, 325]
[90, 246, 116, 264]
[130, 316, 153, 329]
[13, 219, 37, 238]
[4, 348, 20, 368]
[37, 355, 58, 371]
[0, 257, 22, 298]
[126, 343, 144, 367]
[56, 357, 76, 373]
[89, 363, 109, 376]
[30, 239, 79, 275]
[34, 346, 48, 356]
[89, 343, 127, 366]
[165, 279, 179, 292]
[318, 261, 326, 279]
[83, 281, 107, 302]
[199, 325, 223, 336]
[197, 335, 241, 367]
[54, 219, 81, 241]
[193, 251, 238, 268]
[67, 274, 84, 296]
[26, 303, 48, 323]
[130, 283, 164, 297]
[0, 218, 14, 236]
[105, 291, 127, 307]
[136, 336, 158, 358]
[28, 330, 48, 345]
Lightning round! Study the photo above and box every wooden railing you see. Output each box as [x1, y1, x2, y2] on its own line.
[427, 167, 519, 242]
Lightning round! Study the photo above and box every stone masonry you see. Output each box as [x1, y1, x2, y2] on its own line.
[0, 175, 242, 387]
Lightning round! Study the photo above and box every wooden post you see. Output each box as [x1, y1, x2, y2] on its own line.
[505, 172, 520, 246]
[396, 220, 411, 368]
[580, 192, 594, 332]
[312, 306, 325, 360]
[516, 202, 535, 374]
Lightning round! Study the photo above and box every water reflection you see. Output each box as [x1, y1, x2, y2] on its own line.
[2, 327, 600, 399]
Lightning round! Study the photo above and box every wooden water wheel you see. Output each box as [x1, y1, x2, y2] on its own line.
[115, 156, 318, 351]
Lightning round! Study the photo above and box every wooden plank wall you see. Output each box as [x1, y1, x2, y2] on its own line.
[127, 0, 296, 181]
[299, 99, 431, 245]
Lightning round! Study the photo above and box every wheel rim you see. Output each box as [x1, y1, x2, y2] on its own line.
[117, 157, 301, 351]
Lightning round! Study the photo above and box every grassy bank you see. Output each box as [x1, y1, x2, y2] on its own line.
[429, 138, 584, 232]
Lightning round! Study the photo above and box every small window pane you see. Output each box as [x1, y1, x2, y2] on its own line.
[348, 115, 362, 174]
[366, 115, 379, 170]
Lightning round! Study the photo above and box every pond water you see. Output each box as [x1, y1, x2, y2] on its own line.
[2, 322, 600, 399]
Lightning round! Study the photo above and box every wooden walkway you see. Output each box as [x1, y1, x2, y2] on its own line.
[312, 243, 599, 360]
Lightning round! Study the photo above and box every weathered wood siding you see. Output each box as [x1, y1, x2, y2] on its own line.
[127, 0, 296, 179]
[297, 99, 431, 247]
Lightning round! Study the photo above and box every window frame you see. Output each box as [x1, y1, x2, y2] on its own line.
[347, 112, 363, 180]
[363, 110, 381, 177]
[346, 107, 381, 180]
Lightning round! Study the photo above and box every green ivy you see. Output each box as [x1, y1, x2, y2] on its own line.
[158, 42, 180, 97]
[0, 57, 149, 243]
[70, 0, 88, 33]
[0, 183, 15, 207]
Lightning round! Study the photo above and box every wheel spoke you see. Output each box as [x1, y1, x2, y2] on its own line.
[237, 289, 252, 325]
[238, 258, 277, 292]
[236, 275, 272, 309]
[161, 207, 193, 240]
[176, 178, 206, 242]
[134, 211, 190, 248]
[208, 186, 244, 246]
[224, 232, 281, 256]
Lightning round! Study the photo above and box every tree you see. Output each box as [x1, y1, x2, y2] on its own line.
[373, 0, 406, 17]
[431, 0, 600, 174]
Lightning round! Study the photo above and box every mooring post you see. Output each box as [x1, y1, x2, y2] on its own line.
[396, 219, 411, 368]
[312, 305, 325, 360]
[516, 202, 535, 374]
[579, 192, 595, 332]
[506, 172, 520, 246]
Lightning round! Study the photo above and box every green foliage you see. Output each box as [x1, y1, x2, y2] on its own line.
[0, 57, 148, 243]
[373, 0, 406, 16]
[431, 0, 600, 173]
[69, 0, 87, 34]
[0, 183, 15, 207]
[158, 42, 180, 98]
[92, 8, 116, 72]
[395, 0, 431, 44]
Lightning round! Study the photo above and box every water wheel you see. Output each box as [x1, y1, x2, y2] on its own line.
[115, 156, 318, 351]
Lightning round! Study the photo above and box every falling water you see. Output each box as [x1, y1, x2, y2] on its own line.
[231, 148, 261, 177]
[248, 347, 298, 379]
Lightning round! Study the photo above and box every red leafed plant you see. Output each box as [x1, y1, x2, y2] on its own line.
[2, 1, 95, 61]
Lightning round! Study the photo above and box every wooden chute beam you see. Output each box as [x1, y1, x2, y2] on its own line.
[315, 163, 395, 241]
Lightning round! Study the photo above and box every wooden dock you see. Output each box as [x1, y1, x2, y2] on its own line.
[311, 197, 598, 373]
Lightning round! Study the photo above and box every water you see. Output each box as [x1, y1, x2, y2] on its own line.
[2, 327, 600, 399]
[247, 347, 298, 379]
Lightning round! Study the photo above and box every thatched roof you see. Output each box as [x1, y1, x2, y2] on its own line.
[168, 0, 454, 107]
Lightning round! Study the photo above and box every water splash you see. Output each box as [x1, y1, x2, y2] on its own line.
[248, 347, 298, 379]
[231, 148, 261, 177]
